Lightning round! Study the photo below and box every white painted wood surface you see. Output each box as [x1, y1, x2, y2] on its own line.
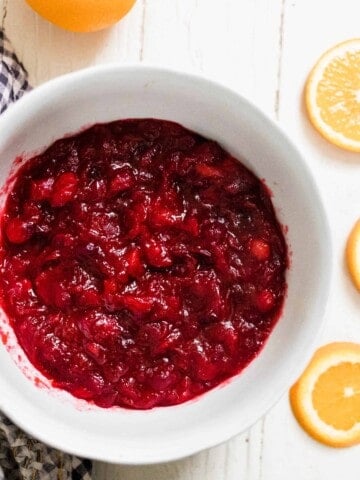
[2, 0, 360, 478]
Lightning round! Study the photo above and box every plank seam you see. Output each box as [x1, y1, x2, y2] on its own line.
[139, 0, 147, 62]
[274, 0, 287, 119]
[258, 417, 266, 480]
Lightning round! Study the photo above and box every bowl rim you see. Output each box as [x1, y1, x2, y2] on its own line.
[0, 63, 332, 464]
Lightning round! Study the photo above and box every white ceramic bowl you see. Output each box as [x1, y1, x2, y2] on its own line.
[0, 66, 331, 464]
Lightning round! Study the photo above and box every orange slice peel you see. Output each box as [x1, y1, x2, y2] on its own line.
[290, 342, 360, 447]
[346, 219, 360, 291]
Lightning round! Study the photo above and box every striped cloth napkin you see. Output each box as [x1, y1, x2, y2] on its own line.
[0, 29, 93, 480]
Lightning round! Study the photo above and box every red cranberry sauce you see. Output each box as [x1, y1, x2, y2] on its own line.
[0, 119, 287, 409]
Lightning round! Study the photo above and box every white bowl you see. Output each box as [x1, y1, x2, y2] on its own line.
[0, 65, 331, 464]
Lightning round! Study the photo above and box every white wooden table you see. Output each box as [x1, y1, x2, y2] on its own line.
[2, 0, 360, 478]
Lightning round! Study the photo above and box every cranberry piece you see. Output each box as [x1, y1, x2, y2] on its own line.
[206, 321, 239, 355]
[81, 179, 107, 202]
[255, 289, 275, 312]
[119, 379, 159, 409]
[195, 164, 223, 178]
[121, 294, 154, 315]
[150, 204, 183, 228]
[77, 289, 101, 307]
[22, 202, 42, 223]
[137, 322, 181, 356]
[190, 343, 222, 382]
[104, 363, 128, 383]
[143, 237, 172, 267]
[34, 269, 72, 309]
[92, 315, 123, 344]
[123, 247, 144, 278]
[51, 172, 78, 207]
[52, 233, 75, 249]
[183, 217, 199, 236]
[4, 218, 32, 244]
[85, 342, 107, 365]
[146, 361, 179, 391]
[103, 278, 117, 296]
[109, 169, 134, 195]
[30, 177, 54, 201]
[250, 238, 271, 261]
[94, 390, 119, 408]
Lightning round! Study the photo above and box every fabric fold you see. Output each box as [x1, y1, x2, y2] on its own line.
[0, 30, 31, 112]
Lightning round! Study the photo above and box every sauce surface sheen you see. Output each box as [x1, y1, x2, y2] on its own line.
[0, 119, 287, 409]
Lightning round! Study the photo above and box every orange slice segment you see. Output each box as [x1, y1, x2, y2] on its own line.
[346, 219, 360, 291]
[290, 342, 360, 447]
[305, 39, 360, 152]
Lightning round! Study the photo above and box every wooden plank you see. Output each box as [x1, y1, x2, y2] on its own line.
[93, 432, 251, 480]
[94, 0, 283, 477]
[262, 0, 360, 478]
[141, 0, 283, 115]
[2, 0, 145, 85]
[0, 0, 286, 478]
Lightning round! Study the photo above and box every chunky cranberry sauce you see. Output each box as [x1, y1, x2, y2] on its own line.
[0, 119, 287, 409]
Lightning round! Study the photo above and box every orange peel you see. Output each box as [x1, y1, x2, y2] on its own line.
[26, 0, 136, 33]
[346, 219, 360, 291]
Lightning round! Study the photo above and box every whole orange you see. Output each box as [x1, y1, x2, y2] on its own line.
[25, 0, 137, 33]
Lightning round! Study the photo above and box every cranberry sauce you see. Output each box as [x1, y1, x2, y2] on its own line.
[0, 119, 287, 409]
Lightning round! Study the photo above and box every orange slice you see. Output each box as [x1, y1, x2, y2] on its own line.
[290, 342, 360, 447]
[346, 219, 360, 291]
[305, 39, 360, 152]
